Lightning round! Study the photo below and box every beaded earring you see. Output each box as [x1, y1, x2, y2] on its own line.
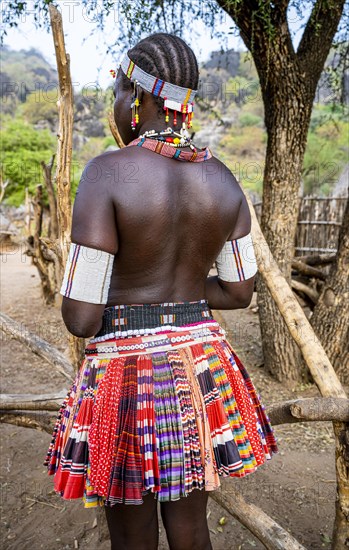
[131, 79, 140, 130]
[187, 103, 194, 129]
[163, 97, 170, 124]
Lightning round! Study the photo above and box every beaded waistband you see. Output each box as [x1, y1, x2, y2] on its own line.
[91, 300, 214, 342]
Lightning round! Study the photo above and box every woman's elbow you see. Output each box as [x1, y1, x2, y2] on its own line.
[238, 293, 253, 309]
[61, 298, 104, 338]
[220, 276, 255, 310]
[64, 322, 96, 338]
[238, 280, 255, 308]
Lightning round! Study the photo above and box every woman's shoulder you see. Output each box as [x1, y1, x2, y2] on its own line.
[87, 144, 156, 167]
[201, 153, 243, 193]
[87, 147, 128, 166]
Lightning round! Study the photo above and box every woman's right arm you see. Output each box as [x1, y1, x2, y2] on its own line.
[205, 195, 257, 310]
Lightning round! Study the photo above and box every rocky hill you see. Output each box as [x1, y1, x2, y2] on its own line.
[1, 47, 107, 141]
[1, 47, 58, 109]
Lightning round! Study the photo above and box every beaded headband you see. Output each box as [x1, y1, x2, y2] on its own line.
[119, 53, 197, 114]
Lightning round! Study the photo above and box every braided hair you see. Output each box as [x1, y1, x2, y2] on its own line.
[120, 33, 199, 114]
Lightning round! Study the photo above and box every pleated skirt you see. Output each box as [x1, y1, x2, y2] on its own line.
[44, 300, 278, 507]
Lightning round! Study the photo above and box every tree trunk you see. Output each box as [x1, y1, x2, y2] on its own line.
[311, 197, 349, 384]
[332, 421, 349, 549]
[214, 0, 346, 385]
[255, 53, 315, 381]
[29, 184, 57, 304]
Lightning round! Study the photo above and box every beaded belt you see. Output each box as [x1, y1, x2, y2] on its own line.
[91, 299, 214, 342]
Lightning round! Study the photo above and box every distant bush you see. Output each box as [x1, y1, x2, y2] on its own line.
[21, 90, 58, 129]
[218, 126, 266, 196]
[1, 118, 55, 205]
[239, 112, 263, 127]
[303, 115, 348, 195]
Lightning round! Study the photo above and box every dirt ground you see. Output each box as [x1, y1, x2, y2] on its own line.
[0, 241, 341, 550]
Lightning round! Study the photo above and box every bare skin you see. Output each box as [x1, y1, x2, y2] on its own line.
[62, 69, 255, 337]
[61, 66, 256, 550]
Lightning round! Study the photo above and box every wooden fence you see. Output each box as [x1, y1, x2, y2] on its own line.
[253, 196, 347, 255]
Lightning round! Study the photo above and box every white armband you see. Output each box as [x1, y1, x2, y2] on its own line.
[215, 233, 257, 282]
[60, 243, 114, 304]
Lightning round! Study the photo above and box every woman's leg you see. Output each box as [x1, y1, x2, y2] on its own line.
[160, 489, 212, 550]
[104, 493, 159, 550]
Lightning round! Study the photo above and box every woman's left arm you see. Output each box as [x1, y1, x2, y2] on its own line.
[61, 156, 118, 338]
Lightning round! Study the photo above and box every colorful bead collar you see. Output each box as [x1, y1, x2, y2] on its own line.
[126, 136, 212, 162]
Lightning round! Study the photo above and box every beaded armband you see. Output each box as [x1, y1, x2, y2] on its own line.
[215, 233, 258, 282]
[60, 243, 114, 304]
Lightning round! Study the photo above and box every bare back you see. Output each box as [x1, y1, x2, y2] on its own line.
[71, 146, 247, 306]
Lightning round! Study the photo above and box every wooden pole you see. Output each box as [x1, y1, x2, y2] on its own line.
[0, 175, 9, 204]
[268, 397, 349, 424]
[49, 4, 73, 268]
[108, 111, 126, 149]
[49, 4, 85, 370]
[245, 192, 346, 400]
[24, 187, 32, 237]
[41, 155, 58, 240]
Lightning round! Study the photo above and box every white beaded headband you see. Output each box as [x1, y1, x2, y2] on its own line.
[118, 53, 197, 114]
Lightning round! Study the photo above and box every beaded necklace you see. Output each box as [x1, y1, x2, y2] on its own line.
[127, 138, 212, 162]
[138, 127, 196, 150]
[126, 128, 212, 162]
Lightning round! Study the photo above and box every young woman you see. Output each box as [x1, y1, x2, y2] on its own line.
[45, 33, 278, 550]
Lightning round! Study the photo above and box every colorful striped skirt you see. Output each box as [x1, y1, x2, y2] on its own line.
[44, 300, 278, 507]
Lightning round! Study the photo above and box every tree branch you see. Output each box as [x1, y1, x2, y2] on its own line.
[211, 483, 306, 550]
[2, 395, 347, 424]
[0, 412, 55, 434]
[0, 311, 74, 380]
[292, 259, 326, 280]
[268, 397, 349, 425]
[215, 0, 298, 94]
[297, 0, 346, 81]
[291, 279, 320, 304]
[0, 391, 67, 411]
[216, 0, 262, 51]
